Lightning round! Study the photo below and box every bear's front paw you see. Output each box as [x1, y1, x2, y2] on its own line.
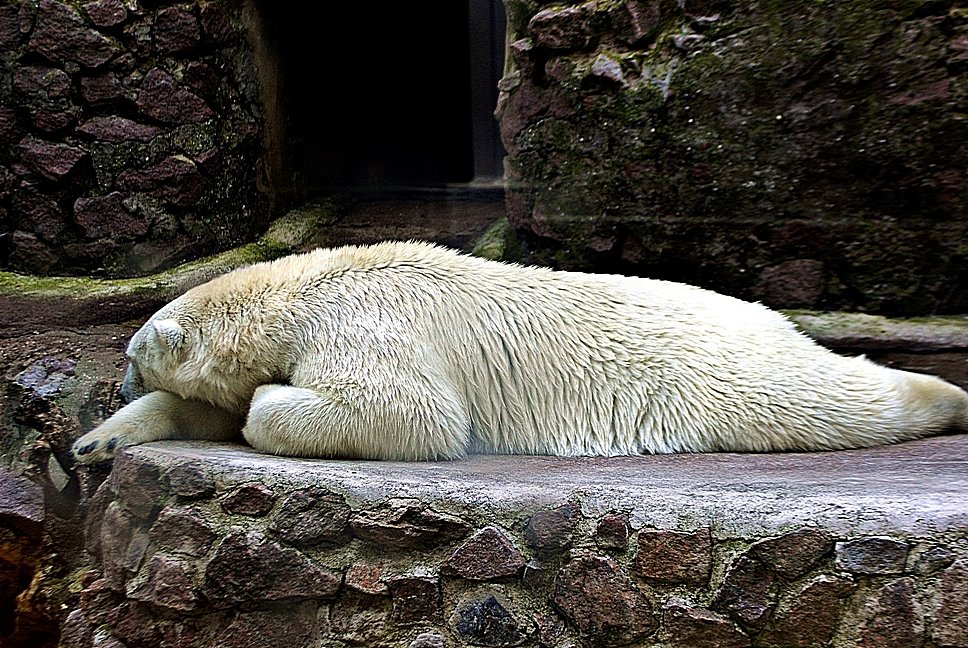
[71, 428, 129, 464]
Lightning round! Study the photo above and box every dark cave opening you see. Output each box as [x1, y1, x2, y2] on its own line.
[253, 1, 506, 204]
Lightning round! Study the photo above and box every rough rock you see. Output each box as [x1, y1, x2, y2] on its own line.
[135, 68, 213, 124]
[201, 529, 341, 606]
[749, 528, 833, 579]
[148, 507, 217, 557]
[116, 155, 205, 207]
[595, 511, 631, 550]
[913, 544, 955, 575]
[219, 606, 319, 648]
[500, 0, 968, 314]
[0, 5, 21, 50]
[18, 136, 87, 181]
[712, 555, 776, 628]
[33, 109, 77, 133]
[28, 435, 968, 647]
[60, 609, 93, 648]
[388, 576, 440, 625]
[933, 560, 968, 647]
[98, 501, 147, 590]
[835, 536, 909, 575]
[344, 563, 389, 595]
[165, 464, 214, 500]
[857, 578, 921, 648]
[351, 499, 471, 549]
[128, 554, 201, 612]
[634, 528, 711, 585]
[757, 574, 855, 648]
[110, 454, 165, 522]
[755, 259, 826, 308]
[588, 53, 627, 87]
[11, 185, 67, 242]
[28, 0, 117, 68]
[82, 0, 127, 29]
[13, 357, 76, 398]
[199, 1, 241, 44]
[443, 526, 526, 580]
[267, 487, 351, 547]
[409, 632, 447, 648]
[79, 579, 121, 625]
[76, 116, 161, 143]
[12, 66, 72, 110]
[78, 72, 125, 106]
[528, 5, 594, 51]
[659, 599, 751, 648]
[611, 1, 662, 46]
[0, 106, 20, 145]
[523, 502, 580, 551]
[106, 601, 161, 647]
[154, 6, 200, 54]
[329, 594, 391, 645]
[220, 482, 276, 517]
[73, 192, 150, 239]
[454, 594, 529, 647]
[0, 468, 43, 534]
[552, 552, 657, 646]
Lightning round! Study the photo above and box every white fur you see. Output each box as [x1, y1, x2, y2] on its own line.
[72, 241, 968, 463]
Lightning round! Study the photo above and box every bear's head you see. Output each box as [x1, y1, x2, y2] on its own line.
[121, 296, 278, 415]
[120, 317, 187, 404]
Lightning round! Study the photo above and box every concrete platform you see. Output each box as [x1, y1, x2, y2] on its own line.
[134, 434, 968, 538]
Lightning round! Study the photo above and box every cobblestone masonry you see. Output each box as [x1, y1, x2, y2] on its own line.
[61, 439, 968, 648]
[0, 0, 267, 276]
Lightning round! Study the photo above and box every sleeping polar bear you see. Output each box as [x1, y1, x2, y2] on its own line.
[72, 240, 968, 463]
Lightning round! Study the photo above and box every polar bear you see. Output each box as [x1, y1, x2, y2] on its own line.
[71, 240, 968, 463]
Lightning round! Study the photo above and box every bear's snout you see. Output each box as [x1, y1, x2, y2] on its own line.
[120, 363, 145, 404]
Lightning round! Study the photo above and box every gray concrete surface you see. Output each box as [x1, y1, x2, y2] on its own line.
[131, 434, 968, 538]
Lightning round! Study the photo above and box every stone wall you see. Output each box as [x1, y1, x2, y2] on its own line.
[498, 0, 968, 314]
[0, 0, 267, 276]
[5, 0, 967, 315]
[59, 441, 968, 648]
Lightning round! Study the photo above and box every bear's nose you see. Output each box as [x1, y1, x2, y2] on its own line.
[119, 382, 136, 404]
[119, 364, 143, 404]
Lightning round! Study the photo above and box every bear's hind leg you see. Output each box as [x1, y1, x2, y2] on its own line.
[243, 383, 471, 460]
[893, 367, 968, 434]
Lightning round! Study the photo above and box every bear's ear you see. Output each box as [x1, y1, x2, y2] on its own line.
[151, 318, 186, 352]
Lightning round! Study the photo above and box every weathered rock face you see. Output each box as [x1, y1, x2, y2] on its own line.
[0, 0, 267, 277]
[498, 0, 968, 314]
[0, 468, 58, 648]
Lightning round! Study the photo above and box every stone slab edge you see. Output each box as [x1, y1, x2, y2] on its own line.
[786, 310, 968, 352]
[127, 435, 968, 538]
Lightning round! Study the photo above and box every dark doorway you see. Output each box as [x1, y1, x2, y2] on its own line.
[253, 1, 506, 202]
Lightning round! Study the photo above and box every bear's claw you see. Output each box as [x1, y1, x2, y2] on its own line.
[71, 434, 125, 464]
[74, 441, 98, 456]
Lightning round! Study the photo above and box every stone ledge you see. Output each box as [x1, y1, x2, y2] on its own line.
[127, 436, 968, 537]
[786, 311, 968, 352]
[65, 436, 968, 648]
